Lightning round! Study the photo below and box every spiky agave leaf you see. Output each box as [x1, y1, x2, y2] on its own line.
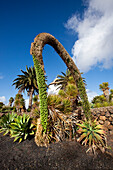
[0, 112, 17, 135]
[77, 132, 88, 142]
[76, 119, 107, 154]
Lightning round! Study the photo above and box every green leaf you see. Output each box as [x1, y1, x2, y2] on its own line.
[19, 138, 23, 143]
[94, 129, 105, 135]
[0, 129, 4, 133]
[89, 134, 92, 146]
[3, 129, 9, 136]
[94, 124, 103, 129]
[23, 114, 26, 123]
[77, 132, 87, 142]
[14, 118, 20, 124]
[30, 131, 34, 135]
[24, 133, 28, 140]
[10, 133, 19, 138]
[93, 133, 105, 146]
[14, 136, 20, 142]
[29, 124, 34, 129]
[11, 123, 21, 129]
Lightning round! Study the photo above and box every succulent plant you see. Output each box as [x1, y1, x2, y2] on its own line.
[76, 119, 107, 153]
[10, 113, 35, 143]
[0, 112, 17, 135]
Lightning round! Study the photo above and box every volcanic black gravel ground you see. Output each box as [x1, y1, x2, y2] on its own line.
[0, 133, 113, 170]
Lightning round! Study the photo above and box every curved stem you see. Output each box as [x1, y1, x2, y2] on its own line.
[31, 33, 91, 128]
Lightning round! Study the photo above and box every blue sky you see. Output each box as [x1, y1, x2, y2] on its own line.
[0, 0, 113, 106]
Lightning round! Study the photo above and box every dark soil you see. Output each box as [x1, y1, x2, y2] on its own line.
[0, 133, 113, 170]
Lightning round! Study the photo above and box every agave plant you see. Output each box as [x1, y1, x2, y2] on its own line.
[0, 112, 17, 135]
[76, 119, 107, 153]
[10, 113, 35, 143]
[59, 98, 72, 114]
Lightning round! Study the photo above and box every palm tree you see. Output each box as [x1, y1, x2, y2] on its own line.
[14, 94, 25, 113]
[49, 69, 72, 90]
[47, 94, 72, 114]
[50, 69, 79, 110]
[8, 97, 14, 107]
[59, 83, 79, 110]
[110, 89, 113, 102]
[99, 82, 109, 101]
[13, 66, 38, 109]
[92, 95, 106, 104]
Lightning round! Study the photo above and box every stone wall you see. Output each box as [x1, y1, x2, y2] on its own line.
[91, 106, 113, 134]
[56, 106, 113, 134]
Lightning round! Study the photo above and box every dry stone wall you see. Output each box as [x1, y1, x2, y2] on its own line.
[90, 106, 113, 134]
[58, 106, 113, 135]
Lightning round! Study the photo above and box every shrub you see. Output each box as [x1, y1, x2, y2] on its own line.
[12, 106, 17, 112]
[0, 112, 17, 135]
[58, 90, 66, 98]
[0, 106, 14, 113]
[76, 119, 107, 153]
[27, 108, 31, 112]
[32, 108, 40, 118]
[0, 102, 4, 109]
[102, 102, 109, 107]
[90, 103, 94, 108]
[60, 98, 72, 114]
[110, 101, 113, 106]
[0, 113, 35, 143]
[10, 113, 35, 143]
[47, 95, 62, 109]
[94, 103, 102, 108]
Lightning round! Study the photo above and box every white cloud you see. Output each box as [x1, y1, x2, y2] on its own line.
[0, 96, 7, 104]
[25, 98, 29, 109]
[65, 0, 113, 72]
[86, 89, 98, 102]
[48, 84, 60, 95]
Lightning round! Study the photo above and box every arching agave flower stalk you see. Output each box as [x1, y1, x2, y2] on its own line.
[31, 33, 91, 134]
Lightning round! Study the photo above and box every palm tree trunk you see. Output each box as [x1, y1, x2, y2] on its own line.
[103, 89, 109, 102]
[28, 88, 34, 109]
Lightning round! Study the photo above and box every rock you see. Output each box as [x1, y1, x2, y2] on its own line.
[100, 116, 106, 121]
[109, 117, 113, 122]
[110, 130, 113, 135]
[92, 116, 97, 120]
[111, 121, 113, 125]
[108, 125, 113, 130]
[105, 112, 110, 117]
[109, 109, 113, 114]
[101, 112, 105, 116]
[111, 114, 113, 118]
[99, 120, 104, 125]
[104, 121, 110, 126]
[96, 110, 100, 114]
[93, 111, 97, 116]
[103, 126, 108, 131]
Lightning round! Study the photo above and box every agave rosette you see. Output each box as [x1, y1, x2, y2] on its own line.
[0, 112, 17, 135]
[76, 119, 107, 153]
[10, 113, 35, 143]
